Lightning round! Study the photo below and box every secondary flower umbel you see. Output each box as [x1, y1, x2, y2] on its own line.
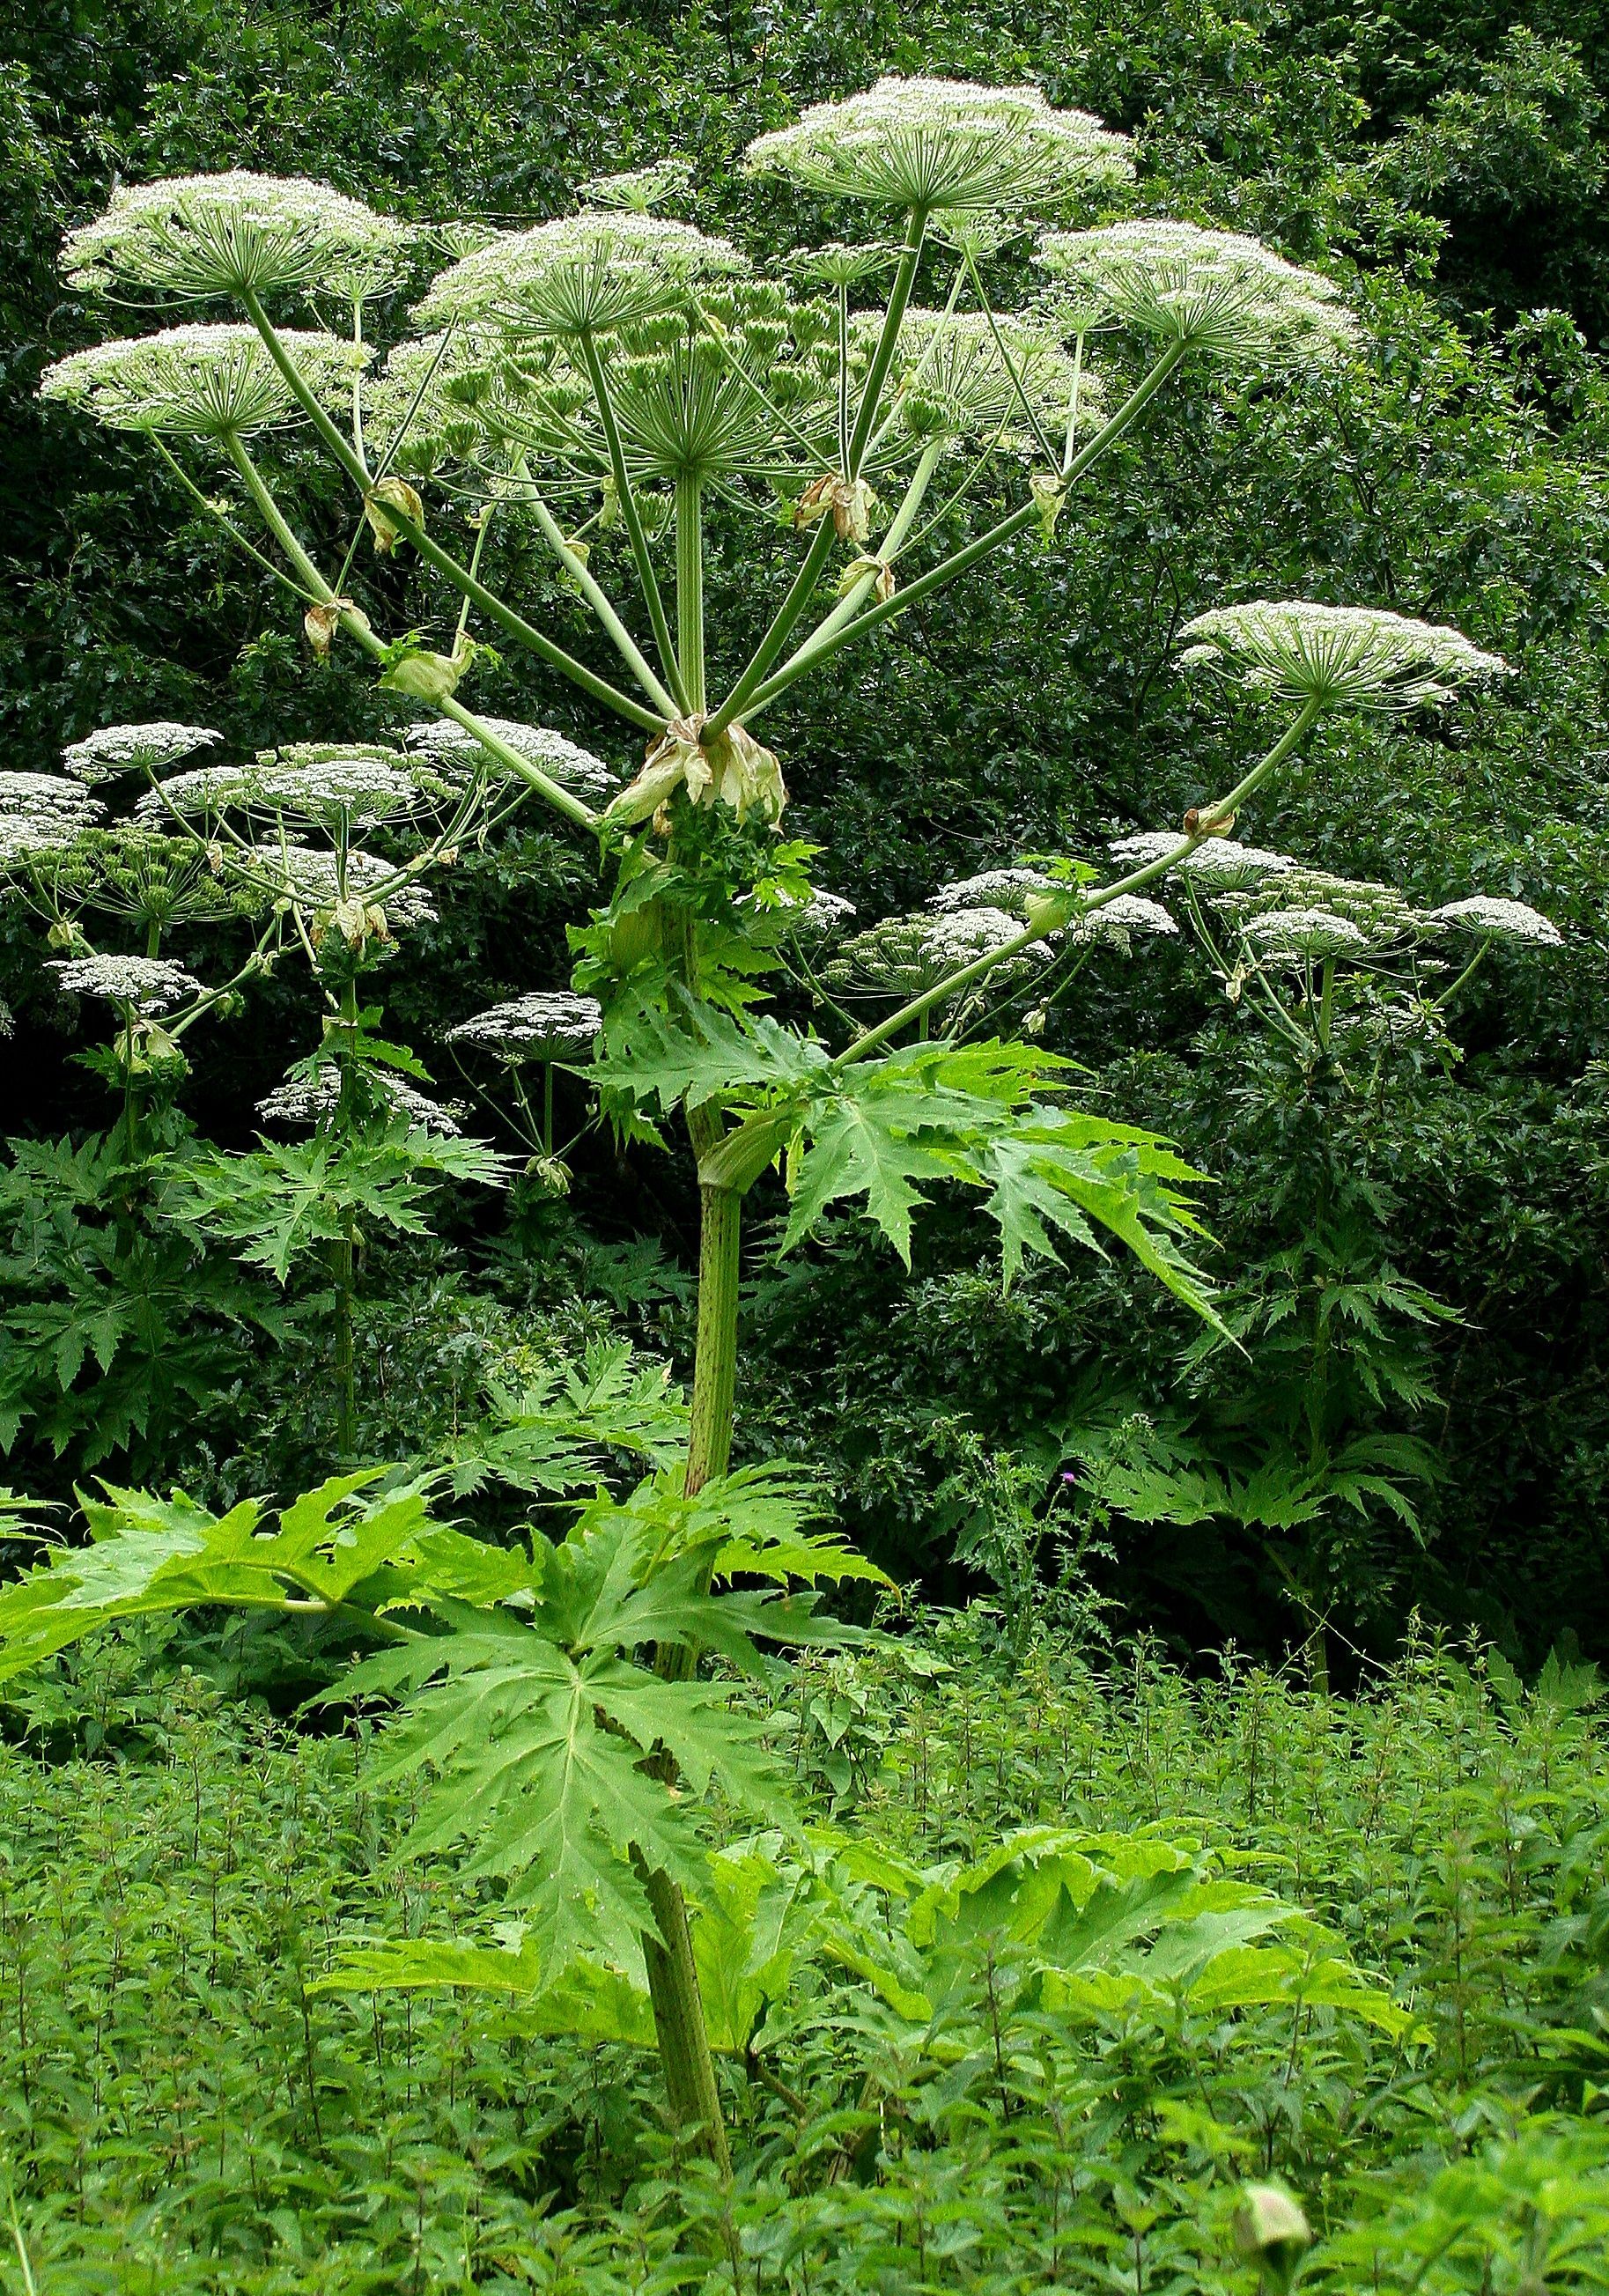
[1177, 602, 1509, 712]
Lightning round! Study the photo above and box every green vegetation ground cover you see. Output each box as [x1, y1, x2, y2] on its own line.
[0, 1623, 1605, 2292]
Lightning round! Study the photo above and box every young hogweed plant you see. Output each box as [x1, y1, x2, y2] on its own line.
[36, 75, 1518, 2169]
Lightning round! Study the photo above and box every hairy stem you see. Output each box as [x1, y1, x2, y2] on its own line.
[845, 204, 929, 476]
[675, 470, 706, 715]
[522, 483, 679, 717]
[222, 438, 602, 831]
[577, 328, 690, 714]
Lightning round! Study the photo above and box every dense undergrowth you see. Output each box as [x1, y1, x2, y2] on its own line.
[2, 1621, 1605, 2293]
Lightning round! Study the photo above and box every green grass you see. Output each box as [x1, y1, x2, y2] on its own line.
[0, 1621, 1605, 2293]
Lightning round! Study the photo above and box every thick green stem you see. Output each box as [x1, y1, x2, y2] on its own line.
[741, 340, 1190, 727]
[845, 205, 928, 477]
[523, 485, 678, 717]
[331, 972, 361, 1459]
[238, 292, 661, 735]
[675, 470, 706, 716]
[686, 1178, 741, 1497]
[577, 329, 690, 715]
[637, 1107, 743, 2171]
[702, 519, 840, 742]
[786, 439, 943, 667]
[698, 210, 930, 744]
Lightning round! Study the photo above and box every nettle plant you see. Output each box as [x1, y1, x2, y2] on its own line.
[33, 79, 1517, 2162]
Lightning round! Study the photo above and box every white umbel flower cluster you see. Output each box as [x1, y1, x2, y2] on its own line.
[252, 754, 432, 824]
[403, 718, 617, 800]
[0, 816, 88, 867]
[1066, 892, 1179, 942]
[414, 212, 745, 337]
[1243, 907, 1369, 958]
[235, 843, 437, 929]
[0, 772, 102, 823]
[62, 722, 222, 785]
[746, 78, 1133, 211]
[257, 1064, 461, 1133]
[928, 867, 1056, 917]
[51, 952, 203, 1011]
[1430, 896, 1562, 945]
[39, 327, 373, 438]
[444, 991, 603, 1060]
[747, 885, 858, 941]
[61, 173, 411, 300]
[920, 904, 1027, 963]
[1037, 221, 1353, 359]
[1178, 602, 1509, 712]
[1108, 831, 1295, 890]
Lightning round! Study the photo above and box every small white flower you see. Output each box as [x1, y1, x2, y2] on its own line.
[1179, 601, 1509, 713]
[445, 991, 603, 1060]
[780, 886, 858, 936]
[403, 717, 618, 800]
[1244, 907, 1369, 958]
[256, 1064, 461, 1133]
[921, 904, 1027, 962]
[582, 159, 696, 214]
[40, 327, 373, 439]
[62, 173, 411, 300]
[136, 764, 261, 820]
[62, 722, 222, 785]
[0, 815, 93, 868]
[872, 307, 1099, 447]
[1037, 220, 1353, 359]
[746, 78, 1133, 211]
[1429, 896, 1561, 946]
[51, 952, 203, 1011]
[252, 755, 431, 824]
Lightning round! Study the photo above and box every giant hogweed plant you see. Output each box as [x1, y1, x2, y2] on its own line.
[29, 79, 1517, 2165]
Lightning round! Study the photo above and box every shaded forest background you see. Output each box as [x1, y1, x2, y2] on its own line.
[4, 0, 1609, 1663]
